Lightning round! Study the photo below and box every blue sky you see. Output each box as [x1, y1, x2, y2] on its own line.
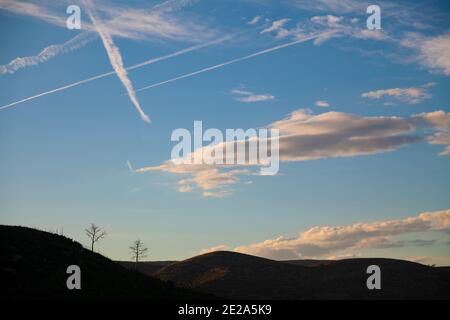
[0, 0, 449, 264]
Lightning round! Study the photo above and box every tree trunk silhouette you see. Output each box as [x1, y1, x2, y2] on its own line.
[130, 239, 148, 270]
[85, 223, 106, 252]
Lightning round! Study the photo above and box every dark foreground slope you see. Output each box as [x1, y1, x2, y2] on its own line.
[0, 225, 210, 299]
[155, 251, 450, 299]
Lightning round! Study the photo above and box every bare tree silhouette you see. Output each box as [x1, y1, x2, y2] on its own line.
[85, 223, 106, 252]
[129, 239, 148, 269]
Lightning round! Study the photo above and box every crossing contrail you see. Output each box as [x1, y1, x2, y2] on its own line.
[85, 0, 150, 122]
[135, 31, 331, 93]
[0, 34, 236, 111]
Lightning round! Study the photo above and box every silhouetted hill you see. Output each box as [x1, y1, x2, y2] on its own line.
[156, 251, 313, 299]
[155, 251, 450, 299]
[0, 225, 211, 299]
[119, 258, 334, 276]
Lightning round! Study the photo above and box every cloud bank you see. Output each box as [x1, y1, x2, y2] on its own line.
[231, 89, 275, 103]
[201, 209, 450, 260]
[362, 83, 435, 105]
[135, 108, 450, 197]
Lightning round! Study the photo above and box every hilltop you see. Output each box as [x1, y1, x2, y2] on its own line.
[0, 225, 210, 299]
[153, 251, 450, 299]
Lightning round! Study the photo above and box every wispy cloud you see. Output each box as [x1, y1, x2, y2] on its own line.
[287, 14, 389, 45]
[0, 0, 214, 42]
[427, 131, 450, 156]
[290, 0, 367, 14]
[315, 100, 330, 107]
[0, 0, 207, 75]
[412, 110, 450, 156]
[261, 18, 290, 33]
[0, 0, 63, 26]
[261, 18, 290, 38]
[310, 14, 343, 27]
[231, 89, 275, 103]
[134, 108, 450, 197]
[248, 15, 262, 25]
[126, 160, 135, 173]
[84, 0, 150, 123]
[136, 161, 251, 198]
[203, 190, 234, 198]
[0, 33, 236, 111]
[0, 33, 96, 75]
[361, 82, 435, 105]
[201, 208, 450, 260]
[401, 31, 450, 75]
[283, 2, 447, 76]
[274, 108, 450, 160]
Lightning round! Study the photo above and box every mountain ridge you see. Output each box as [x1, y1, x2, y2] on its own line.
[152, 250, 450, 299]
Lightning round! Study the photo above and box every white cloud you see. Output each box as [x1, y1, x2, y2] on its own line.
[248, 15, 262, 25]
[411, 110, 450, 129]
[135, 159, 251, 197]
[1, 30, 323, 111]
[310, 15, 343, 27]
[354, 29, 388, 41]
[0, 34, 236, 111]
[178, 183, 193, 193]
[282, 7, 446, 76]
[427, 131, 450, 156]
[315, 100, 330, 107]
[231, 89, 275, 103]
[412, 110, 450, 156]
[0, 0, 216, 75]
[401, 32, 450, 75]
[361, 83, 435, 105]
[201, 209, 450, 260]
[261, 18, 291, 38]
[0, 0, 214, 42]
[134, 109, 450, 196]
[0, 33, 96, 75]
[287, 14, 388, 46]
[271, 109, 418, 161]
[203, 190, 234, 198]
[290, 0, 366, 14]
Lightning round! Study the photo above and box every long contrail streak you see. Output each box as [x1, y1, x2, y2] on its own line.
[135, 32, 330, 93]
[0, 34, 235, 111]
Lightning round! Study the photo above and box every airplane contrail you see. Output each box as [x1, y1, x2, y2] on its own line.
[0, 0, 195, 75]
[0, 32, 96, 75]
[0, 34, 236, 111]
[135, 31, 333, 93]
[85, 0, 150, 122]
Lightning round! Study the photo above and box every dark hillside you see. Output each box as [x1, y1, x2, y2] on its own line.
[155, 251, 450, 299]
[0, 225, 211, 299]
